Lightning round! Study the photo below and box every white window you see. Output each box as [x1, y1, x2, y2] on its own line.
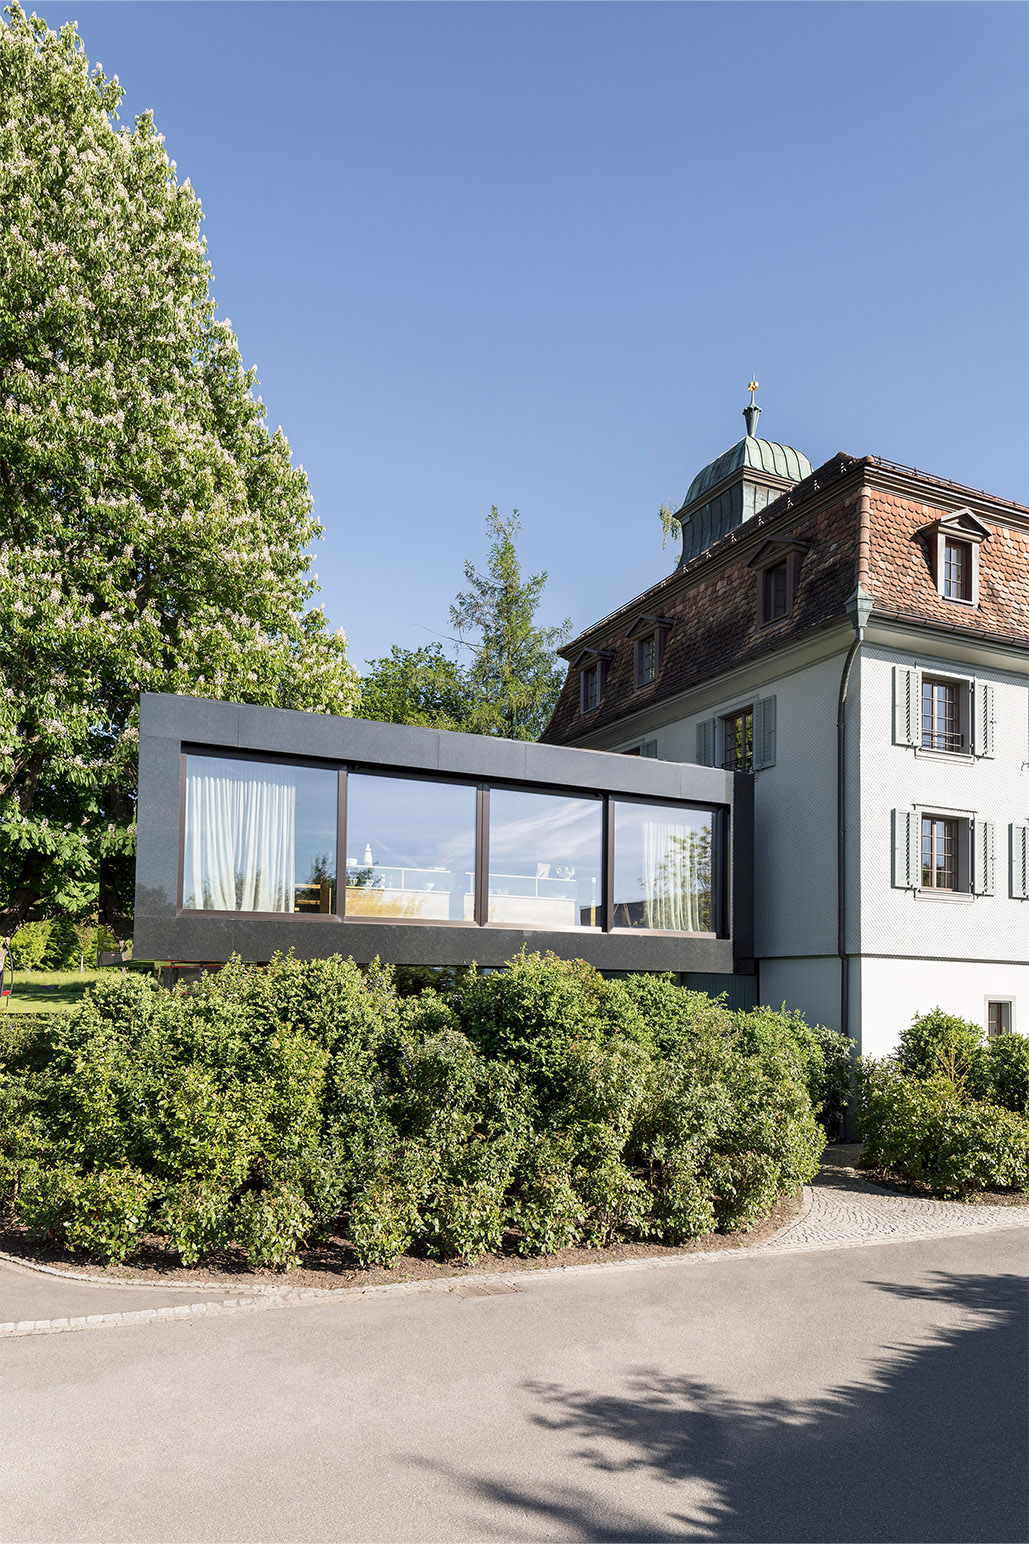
[893, 666, 993, 758]
[893, 809, 994, 895]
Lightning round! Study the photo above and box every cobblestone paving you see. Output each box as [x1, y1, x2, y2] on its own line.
[759, 1145, 1029, 1254]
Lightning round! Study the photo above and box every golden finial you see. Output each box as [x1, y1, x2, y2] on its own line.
[747, 379, 759, 404]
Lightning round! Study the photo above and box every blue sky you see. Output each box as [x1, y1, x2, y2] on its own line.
[38, 2, 1029, 668]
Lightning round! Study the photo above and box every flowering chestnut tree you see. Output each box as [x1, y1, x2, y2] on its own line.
[0, 6, 358, 945]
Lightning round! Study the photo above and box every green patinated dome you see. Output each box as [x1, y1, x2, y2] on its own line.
[683, 435, 813, 508]
[674, 399, 814, 567]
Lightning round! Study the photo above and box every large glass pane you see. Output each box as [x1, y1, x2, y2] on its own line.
[613, 801, 714, 932]
[345, 774, 475, 921]
[183, 755, 337, 913]
[488, 789, 602, 929]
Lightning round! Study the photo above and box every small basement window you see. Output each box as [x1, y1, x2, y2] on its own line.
[987, 1000, 1012, 1038]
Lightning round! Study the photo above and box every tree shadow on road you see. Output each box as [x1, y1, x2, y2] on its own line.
[432, 1269, 1028, 1542]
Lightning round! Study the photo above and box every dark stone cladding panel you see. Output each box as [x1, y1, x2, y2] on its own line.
[132, 912, 736, 975]
[135, 694, 745, 969]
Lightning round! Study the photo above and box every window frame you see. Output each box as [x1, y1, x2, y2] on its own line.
[748, 539, 807, 628]
[576, 650, 613, 715]
[721, 707, 754, 773]
[624, 615, 672, 692]
[924, 510, 989, 609]
[176, 748, 728, 939]
[920, 675, 968, 755]
[986, 999, 1014, 1038]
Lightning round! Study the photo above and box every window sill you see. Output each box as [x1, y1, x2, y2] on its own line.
[938, 596, 977, 608]
[914, 890, 975, 904]
[914, 748, 974, 765]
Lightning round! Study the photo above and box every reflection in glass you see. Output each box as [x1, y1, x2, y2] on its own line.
[183, 756, 337, 913]
[613, 801, 713, 932]
[488, 789, 602, 929]
[345, 774, 476, 920]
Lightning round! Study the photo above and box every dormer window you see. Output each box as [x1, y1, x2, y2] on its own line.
[923, 509, 990, 608]
[625, 615, 671, 691]
[943, 539, 971, 601]
[573, 648, 613, 716]
[747, 538, 808, 627]
[763, 560, 789, 621]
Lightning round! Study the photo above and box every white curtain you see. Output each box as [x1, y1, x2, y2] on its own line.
[642, 819, 704, 932]
[184, 761, 296, 912]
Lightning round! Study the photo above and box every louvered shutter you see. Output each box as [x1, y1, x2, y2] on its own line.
[696, 719, 716, 766]
[1009, 823, 1029, 900]
[972, 817, 995, 895]
[641, 740, 658, 759]
[893, 809, 920, 888]
[754, 696, 777, 769]
[893, 666, 921, 747]
[972, 681, 995, 758]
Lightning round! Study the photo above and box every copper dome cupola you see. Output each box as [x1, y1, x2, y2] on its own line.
[675, 386, 813, 565]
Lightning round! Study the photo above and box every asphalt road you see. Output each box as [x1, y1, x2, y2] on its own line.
[3, 1228, 1027, 1544]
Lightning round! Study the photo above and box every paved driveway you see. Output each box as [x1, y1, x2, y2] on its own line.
[3, 1223, 1027, 1543]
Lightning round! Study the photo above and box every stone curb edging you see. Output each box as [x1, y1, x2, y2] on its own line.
[3, 1199, 1027, 1341]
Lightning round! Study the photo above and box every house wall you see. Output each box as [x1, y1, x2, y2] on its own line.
[857, 957, 1026, 1060]
[851, 642, 1028, 1053]
[646, 650, 853, 961]
[857, 643, 1028, 962]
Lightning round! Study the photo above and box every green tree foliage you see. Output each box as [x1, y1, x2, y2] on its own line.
[0, 951, 837, 1269]
[0, 7, 358, 947]
[358, 644, 475, 730]
[449, 508, 570, 740]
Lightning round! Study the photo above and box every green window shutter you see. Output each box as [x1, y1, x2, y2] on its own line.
[972, 817, 995, 895]
[1010, 822, 1029, 900]
[972, 681, 995, 758]
[754, 696, 777, 769]
[696, 719, 715, 766]
[893, 666, 921, 747]
[893, 809, 920, 889]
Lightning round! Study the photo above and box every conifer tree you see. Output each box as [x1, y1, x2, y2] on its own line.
[450, 509, 570, 740]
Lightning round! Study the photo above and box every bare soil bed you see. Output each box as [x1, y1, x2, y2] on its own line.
[857, 1171, 1029, 1206]
[0, 1190, 803, 1291]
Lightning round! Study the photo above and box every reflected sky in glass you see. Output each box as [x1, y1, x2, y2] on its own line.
[488, 788, 602, 929]
[345, 774, 476, 918]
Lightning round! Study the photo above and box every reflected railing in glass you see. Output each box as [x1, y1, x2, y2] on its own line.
[344, 774, 476, 922]
[487, 789, 602, 929]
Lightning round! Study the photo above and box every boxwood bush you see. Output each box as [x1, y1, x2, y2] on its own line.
[858, 1007, 1029, 1196]
[0, 952, 843, 1269]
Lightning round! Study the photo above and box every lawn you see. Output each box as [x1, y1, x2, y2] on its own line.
[2, 969, 128, 1017]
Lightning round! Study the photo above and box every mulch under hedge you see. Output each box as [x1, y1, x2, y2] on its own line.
[0, 1189, 803, 1291]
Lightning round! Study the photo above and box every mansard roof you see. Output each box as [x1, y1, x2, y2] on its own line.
[541, 456, 1028, 745]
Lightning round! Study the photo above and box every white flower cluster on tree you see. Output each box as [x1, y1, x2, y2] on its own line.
[0, 5, 358, 938]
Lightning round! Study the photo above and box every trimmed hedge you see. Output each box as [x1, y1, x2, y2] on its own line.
[858, 1007, 1029, 1197]
[0, 952, 845, 1269]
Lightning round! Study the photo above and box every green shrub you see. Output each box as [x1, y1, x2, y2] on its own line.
[0, 950, 830, 1269]
[895, 1008, 985, 1085]
[858, 1061, 1029, 1197]
[17, 1162, 154, 1263]
[9, 921, 52, 971]
[972, 1033, 1029, 1118]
